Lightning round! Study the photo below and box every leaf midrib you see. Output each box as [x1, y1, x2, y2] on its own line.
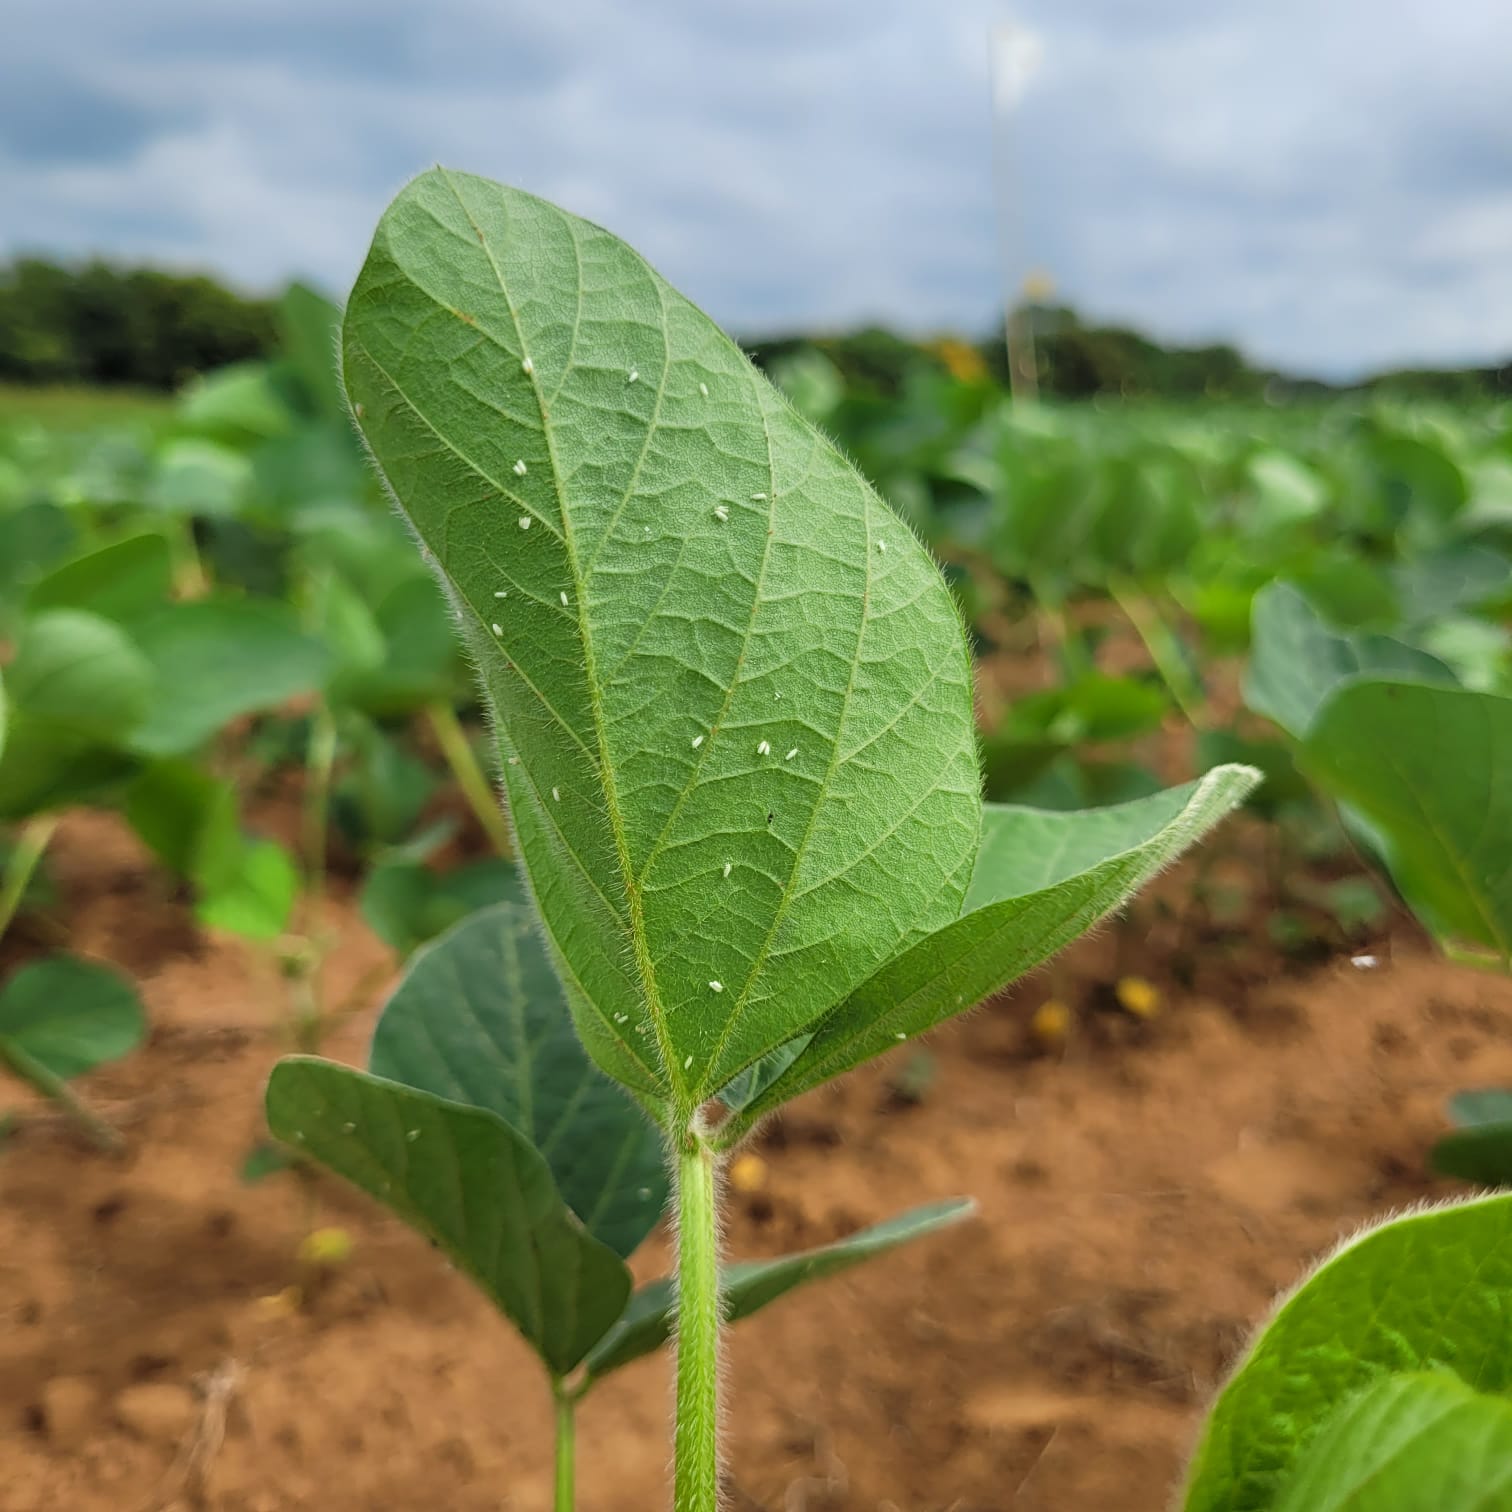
[437, 169, 685, 1110]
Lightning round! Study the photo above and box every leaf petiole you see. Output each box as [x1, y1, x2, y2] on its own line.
[0, 814, 60, 945]
[674, 1128, 722, 1512]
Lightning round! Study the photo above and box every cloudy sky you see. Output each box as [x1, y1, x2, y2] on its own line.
[4, 1, 1510, 377]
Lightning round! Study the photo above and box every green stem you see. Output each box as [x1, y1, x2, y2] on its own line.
[426, 702, 514, 858]
[0, 815, 60, 944]
[0, 1040, 123, 1153]
[303, 702, 338, 919]
[1109, 577, 1207, 728]
[674, 1132, 721, 1512]
[1028, 576, 1089, 679]
[553, 1386, 576, 1512]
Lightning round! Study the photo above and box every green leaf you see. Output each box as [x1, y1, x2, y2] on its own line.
[7, 609, 154, 741]
[721, 767, 1258, 1134]
[1431, 1091, 1512, 1187]
[1448, 1089, 1512, 1129]
[1245, 582, 1451, 738]
[584, 1197, 973, 1379]
[1272, 1372, 1512, 1512]
[331, 718, 440, 851]
[0, 956, 145, 1081]
[369, 902, 667, 1257]
[1434, 1124, 1512, 1187]
[0, 666, 7, 767]
[148, 437, 254, 518]
[0, 722, 137, 821]
[264, 1057, 631, 1376]
[329, 576, 459, 715]
[1394, 546, 1511, 626]
[125, 599, 331, 756]
[278, 282, 346, 420]
[0, 502, 77, 600]
[123, 759, 238, 878]
[1246, 449, 1327, 527]
[177, 363, 295, 442]
[343, 169, 981, 1111]
[360, 856, 525, 956]
[1303, 682, 1512, 959]
[1182, 1194, 1512, 1512]
[27, 534, 174, 623]
[196, 836, 299, 940]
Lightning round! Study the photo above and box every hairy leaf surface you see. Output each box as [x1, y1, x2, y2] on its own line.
[343, 168, 980, 1111]
[1272, 1373, 1512, 1512]
[720, 766, 1258, 1137]
[1182, 1194, 1512, 1512]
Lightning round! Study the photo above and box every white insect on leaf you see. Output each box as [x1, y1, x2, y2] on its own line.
[513, 459, 527, 477]
[491, 623, 503, 636]
[709, 981, 724, 993]
[714, 504, 729, 522]
[786, 748, 798, 761]
[699, 381, 709, 397]
[722, 862, 732, 878]
[878, 540, 887, 553]
[757, 740, 771, 756]
[628, 368, 639, 383]
[560, 591, 569, 606]
[406, 1128, 421, 1141]
[519, 515, 532, 530]
[494, 589, 508, 598]
[692, 734, 705, 749]
[521, 356, 534, 375]
[552, 786, 561, 802]
[751, 492, 767, 501]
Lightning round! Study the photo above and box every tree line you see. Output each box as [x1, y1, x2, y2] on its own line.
[3, 255, 1507, 402]
[0, 258, 278, 389]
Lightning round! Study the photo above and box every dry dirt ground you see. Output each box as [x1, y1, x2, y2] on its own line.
[4, 811, 1512, 1512]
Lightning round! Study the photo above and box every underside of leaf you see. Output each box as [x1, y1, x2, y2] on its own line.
[343, 168, 981, 1117]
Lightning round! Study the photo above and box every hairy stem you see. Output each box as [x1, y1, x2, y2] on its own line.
[426, 702, 514, 858]
[553, 1386, 576, 1512]
[0, 815, 59, 944]
[675, 1132, 721, 1512]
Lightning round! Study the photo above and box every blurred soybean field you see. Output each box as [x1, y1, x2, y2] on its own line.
[2, 280, 1511, 1034]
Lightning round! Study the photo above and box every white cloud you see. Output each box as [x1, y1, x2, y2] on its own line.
[2, 0, 1509, 376]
